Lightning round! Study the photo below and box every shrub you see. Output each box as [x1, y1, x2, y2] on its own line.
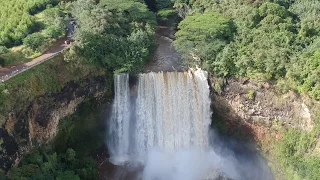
[23, 33, 45, 51]
[43, 26, 64, 39]
[157, 8, 176, 17]
[156, 0, 173, 10]
[247, 89, 255, 99]
[8, 148, 96, 180]
[0, 46, 8, 54]
[56, 171, 80, 180]
[276, 128, 320, 180]
[0, 0, 54, 47]
[259, 2, 289, 18]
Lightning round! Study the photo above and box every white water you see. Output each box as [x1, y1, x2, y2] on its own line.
[108, 73, 131, 162]
[107, 69, 222, 179]
[107, 69, 273, 180]
[134, 70, 211, 156]
[108, 69, 211, 160]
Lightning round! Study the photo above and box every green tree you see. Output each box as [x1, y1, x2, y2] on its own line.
[43, 26, 64, 39]
[66, 148, 76, 163]
[23, 32, 45, 51]
[174, 12, 235, 71]
[0, 0, 55, 47]
[259, 2, 289, 18]
[72, 0, 156, 73]
[56, 171, 80, 180]
[156, 0, 173, 10]
[42, 7, 67, 29]
[0, 46, 8, 54]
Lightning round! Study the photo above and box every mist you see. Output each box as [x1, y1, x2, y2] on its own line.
[141, 129, 274, 180]
[107, 71, 274, 180]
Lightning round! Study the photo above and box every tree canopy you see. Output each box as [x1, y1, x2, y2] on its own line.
[23, 32, 45, 51]
[174, 0, 320, 100]
[173, 2, 320, 178]
[0, 0, 59, 47]
[8, 148, 97, 180]
[174, 12, 236, 72]
[70, 0, 156, 73]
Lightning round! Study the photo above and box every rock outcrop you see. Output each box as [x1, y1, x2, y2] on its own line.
[209, 76, 319, 148]
[0, 76, 109, 171]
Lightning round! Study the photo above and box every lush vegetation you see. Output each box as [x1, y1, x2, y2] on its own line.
[144, 0, 174, 11]
[0, 0, 59, 47]
[173, 0, 320, 100]
[175, 12, 235, 68]
[155, 0, 173, 10]
[173, 1, 320, 178]
[23, 33, 46, 51]
[275, 122, 320, 180]
[0, 54, 109, 126]
[1, 0, 156, 178]
[0, 54, 112, 179]
[68, 0, 156, 73]
[157, 8, 177, 21]
[0, 0, 68, 67]
[5, 98, 106, 180]
[7, 147, 97, 180]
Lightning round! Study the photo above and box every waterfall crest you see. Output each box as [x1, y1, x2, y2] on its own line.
[108, 69, 211, 163]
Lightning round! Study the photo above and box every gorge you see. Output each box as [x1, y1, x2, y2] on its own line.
[1, 1, 320, 179]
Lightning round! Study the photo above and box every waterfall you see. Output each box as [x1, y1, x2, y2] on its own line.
[108, 69, 211, 162]
[107, 69, 273, 180]
[108, 73, 131, 161]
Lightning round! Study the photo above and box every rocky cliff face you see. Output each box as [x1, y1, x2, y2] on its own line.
[0, 76, 109, 171]
[209, 76, 319, 149]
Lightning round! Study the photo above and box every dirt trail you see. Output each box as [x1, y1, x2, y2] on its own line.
[0, 39, 69, 82]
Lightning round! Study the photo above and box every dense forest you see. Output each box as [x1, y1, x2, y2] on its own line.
[66, 0, 157, 73]
[1, 0, 320, 179]
[1, 0, 157, 179]
[0, 0, 67, 67]
[4, 97, 107, 180]
[0, 0, 60, 47]
[173, 0, 320, 100]
[172, 0, 320, 179]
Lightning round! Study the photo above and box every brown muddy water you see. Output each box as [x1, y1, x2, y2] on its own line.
[144, 25, 184, 72]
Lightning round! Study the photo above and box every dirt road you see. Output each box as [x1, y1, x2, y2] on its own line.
[0, 39, 69, 82]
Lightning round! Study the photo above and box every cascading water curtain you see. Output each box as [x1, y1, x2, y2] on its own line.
[108, 69, 211, 163]
[108, 73, 130, 163]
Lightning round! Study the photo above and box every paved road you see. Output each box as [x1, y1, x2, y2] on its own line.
[0, 39, 69, 82]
